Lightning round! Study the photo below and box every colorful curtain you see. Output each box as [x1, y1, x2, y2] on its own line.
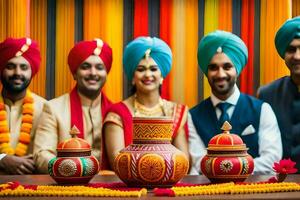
[160, 0, 172, 100]
[29, 0, 47, 97]
[55, 0, 76, 97]
[240, 0, 255, 94]
[203, 0, 219, 99]
[260, 0, 291, 86]
[0, 0, 294, 109]
[292, 0, 300, 16]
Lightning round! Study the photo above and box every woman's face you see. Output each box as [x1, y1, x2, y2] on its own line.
[132, 57, 162, 94]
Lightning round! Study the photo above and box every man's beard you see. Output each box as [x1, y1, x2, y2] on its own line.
[77, 75, 105, 99]
[210, 76, 236, 96]
[1, 74, 31, 94]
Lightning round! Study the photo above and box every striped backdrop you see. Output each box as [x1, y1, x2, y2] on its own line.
[0, 0, 298, 108]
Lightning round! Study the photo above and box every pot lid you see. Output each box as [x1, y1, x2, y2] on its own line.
[57, 126, 91, 152]
[207, 121, 247, 151]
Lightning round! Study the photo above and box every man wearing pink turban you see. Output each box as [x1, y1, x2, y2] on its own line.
[34, 39, 113, 173]
[0, 37, 46, 174]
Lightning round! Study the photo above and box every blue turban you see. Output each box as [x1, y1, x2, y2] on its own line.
[197, 30, 248, 76]
[275, 16, 300, 59]
[123, 37, 172, 80]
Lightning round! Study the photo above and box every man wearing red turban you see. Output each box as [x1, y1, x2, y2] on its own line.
[34, 39, 113, 173]
[0, 37, 46, 174]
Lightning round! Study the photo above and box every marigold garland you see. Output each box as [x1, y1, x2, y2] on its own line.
[1, 181, 300, 197]
[0, 182, 147, 197]
[154, 182, 300, 196]
[0, 90, 34, 156]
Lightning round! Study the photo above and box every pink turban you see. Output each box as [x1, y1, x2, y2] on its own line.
[68, 39, 113, 74]
[0, 37, 41, 77]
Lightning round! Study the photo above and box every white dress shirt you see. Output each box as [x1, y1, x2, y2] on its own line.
[188, 85, 283, 175]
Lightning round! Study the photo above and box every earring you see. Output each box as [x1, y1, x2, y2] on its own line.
[160, 78, 164, 85]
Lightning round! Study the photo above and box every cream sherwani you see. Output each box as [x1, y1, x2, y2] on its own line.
[2, 93, 46, 154]
[34, 92, 103, 173]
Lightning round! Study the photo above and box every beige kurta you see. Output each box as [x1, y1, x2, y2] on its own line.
[34, 92, 102, 173]
[3, 92, 46, 154]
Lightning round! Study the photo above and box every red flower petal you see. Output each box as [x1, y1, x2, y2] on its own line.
[273, 158, 298, 174]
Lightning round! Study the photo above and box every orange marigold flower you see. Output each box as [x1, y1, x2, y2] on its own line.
[19, 132, 31, 144]
[22, 114, 33, 123]
[21, 127, 31, 133]
[17, 142, 27, 149]
[0, 110, 6, 116]
[273, 158, 298, 174]
[22, 123, 33, 129]
[15, 147, 27, 156]
[23, 103, 34, 109]
[2, 146, 15, 155]
[23, 97, 34, 104]
[0, 126, 9, 132]
[0, 134, 10, 143]
[0, 103, 5, 110]
[22, 107, 34, 114]
[0, 121, 7, 127]
[0, 142, 10, 149]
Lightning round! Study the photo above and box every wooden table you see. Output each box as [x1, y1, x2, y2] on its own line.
[0, 174, 300, 199]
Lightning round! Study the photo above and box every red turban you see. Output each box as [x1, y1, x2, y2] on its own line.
[0, 37, 41, 77]
[68, 39, 113, 74]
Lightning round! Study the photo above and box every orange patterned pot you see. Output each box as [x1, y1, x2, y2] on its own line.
[200, 122, 254, 183]
[114, 117, 189, 188]
[48, 126, 100, 184]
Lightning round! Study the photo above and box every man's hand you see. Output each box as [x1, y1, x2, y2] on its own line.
[0, 155, 35, 175]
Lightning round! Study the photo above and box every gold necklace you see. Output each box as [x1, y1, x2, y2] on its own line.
[133, 94, 166, 117]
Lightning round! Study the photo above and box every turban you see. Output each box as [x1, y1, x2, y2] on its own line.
[197, 30, 248, 76]
[0, 37, 41, 77]
[275, 16, 300, 58]
[123, 36, 172, 80]
[68, 39, 113, 74]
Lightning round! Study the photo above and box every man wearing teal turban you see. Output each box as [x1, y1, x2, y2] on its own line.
[258, 16, 300, 173]
[189, 30, 282, 175]
[102, 37, 190, 171]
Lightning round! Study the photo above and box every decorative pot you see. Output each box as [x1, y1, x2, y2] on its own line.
[114, 117, 189, 188]
[200, 121, 254, 183]
[48, 126, 100, 184]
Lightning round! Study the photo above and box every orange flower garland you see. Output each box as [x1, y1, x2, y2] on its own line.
[0, 182, 147, 197]
[0, 90, 34, 156]
[154, 182, 300, 196]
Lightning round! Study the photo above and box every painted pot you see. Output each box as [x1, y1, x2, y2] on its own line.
[48, 126, 100, 184]
[114, 117, 189, 188]
[200, 121, 254, 183]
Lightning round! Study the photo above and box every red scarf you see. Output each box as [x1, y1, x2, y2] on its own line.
[70, 86, 112, 138]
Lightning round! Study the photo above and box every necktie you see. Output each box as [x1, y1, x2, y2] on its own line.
[217, 102, 231, 127]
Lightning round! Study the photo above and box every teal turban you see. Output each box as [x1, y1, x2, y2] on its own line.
[275, 16, 300, 59]
[123, 36, 172, 80]
[197, 30, 248, 76]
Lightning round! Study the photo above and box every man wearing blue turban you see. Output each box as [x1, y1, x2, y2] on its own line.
[188, 30, 282, 175]
[258, 16, 300, 172]
[101, 37, 190, 171]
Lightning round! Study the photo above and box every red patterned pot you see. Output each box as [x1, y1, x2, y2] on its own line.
[200, 121, 254, 183]
[48, 126, 100, 184]
[114, 117, 189, 188]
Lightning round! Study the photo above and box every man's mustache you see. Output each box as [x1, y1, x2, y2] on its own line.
[84, 75, 100, 81]
[9, 75, 25, 81]
[212, 77, 230, 83]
